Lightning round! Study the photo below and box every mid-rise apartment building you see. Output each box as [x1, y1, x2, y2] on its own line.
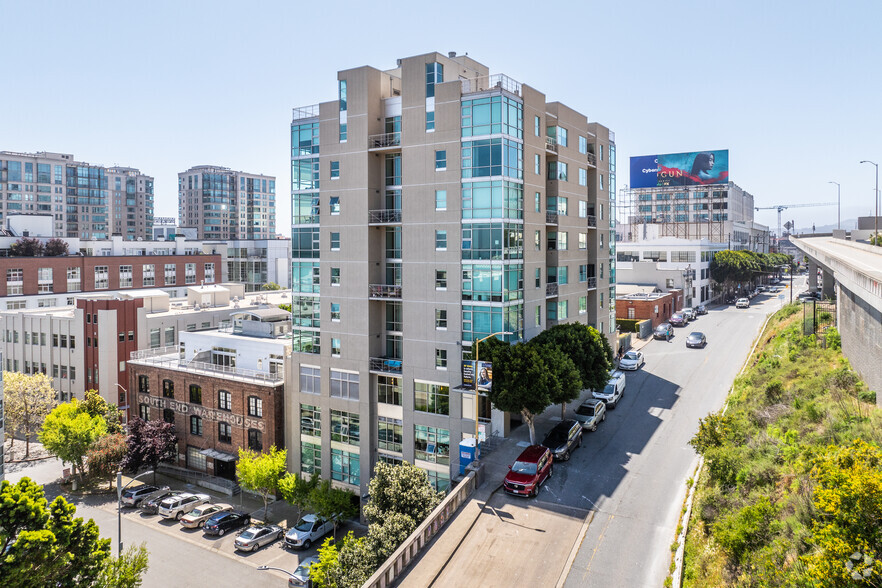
[178, 166, 276, 240]
[0, 151, 154, 240]
[288, 52, 617, 493]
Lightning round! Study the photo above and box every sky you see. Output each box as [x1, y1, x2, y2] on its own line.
[1, 0, 880, 236]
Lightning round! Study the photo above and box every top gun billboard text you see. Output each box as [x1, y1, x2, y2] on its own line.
[630, 150, 729, 189]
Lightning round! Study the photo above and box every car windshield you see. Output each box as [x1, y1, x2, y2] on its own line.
[294, 562, 313, 576]
[656, 326, 668, 332]
[575, 404, 597, 416]
[511, 461, 538, 475]
[294, 519, 314, 532]
[623, 351, 639, 361]
[603, 384, 616, 395]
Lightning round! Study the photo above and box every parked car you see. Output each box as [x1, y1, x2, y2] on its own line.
[593, 371, 626, 409]
[696, 305, 708, 315]
[573, 398, 607, 432]
[725, 296, 737, 305]
[735, 298, 750, 309]
[157, 493, 210, 520]
[120, 484, 169, 508]
[203, 511, 252, 536]
[180, 503, 233, 529]
[653, 323, 673, 341]
[669, 313, 686, 327]
[288, 556, 320, 587]
[541, 419, 583, 461]
[234, 524, 284, 552]
[503, 445, 553, 498]
[140, 490, 184, 514]
[686, 332, 707, 348]
[618, 350, 645, 371]
[285, 514, 334, 550]
[681, 307, 696, 321]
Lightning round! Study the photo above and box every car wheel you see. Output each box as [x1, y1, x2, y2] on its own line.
[602, 413, 606, 421]
[218, 528, 225, 536]
[548, 465, 553, 479]
[562, 450, 570, 462]
[578, 435, 582, 448]
[175, 511, 183, 521]
[303, 539, 312, 550]
[531, 485, 539, 497]
[199, 521, 205, 528]
[591, 422, 598, 432]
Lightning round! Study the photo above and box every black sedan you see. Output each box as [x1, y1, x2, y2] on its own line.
[203, 511, 251, 536]
[139, 490, 184, 514]
[686, 332, 707, 348]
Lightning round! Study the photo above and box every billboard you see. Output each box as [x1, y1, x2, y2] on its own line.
[630, 149, 729, 189]
[461, 360, 493, 391]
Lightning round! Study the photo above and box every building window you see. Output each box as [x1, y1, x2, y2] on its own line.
[218, 422, 232, 444]
[579, 296, 588, 314]
[534, 154, 541, 175]
[415, 425, 450, 465]
[189, 384, 202, 405]
[329, 197, 340, 215]
[37, 268, 53, 293]
[330, 370, 359, 400]
[204, 263, 215, 283]
[330, 232, 340, 250]
[534, 115, 540, 136]
[426, 111, 435, 131]
[163, 408, 175, 424]
[377, 376, 402, 406]
[162, 379, 174, 399]
[330, 410, 359, 446]
[579, 135, 588, 154]
[149, 328, 160, 349]
[425, 61, 443, 97]
[435, 349, 447, 369]
[331, 338, 341, 356]
[435, 309, 447, 330]
[435, 190, 446, 210]
[535, 305, 541, 326]
[94, 266, 109, 289]
[300, 404, 321, 437]
[435, 230, 447, 250]
[185, 263, 196, 284]
[330, 161, 340, 179]
[414, 382, 449, 415]
[248, 396, 263, 418]
[535, 230, 541, 251]
[579, 233, 588, 250]
[331, 448, 359, 486]
[190, 415, 203, 436]
[300, 366, 321, 394]
[142, 264, 155, 286]
[435, 270, 447, 289]
[378, 417, 403, 453]
[331, 267, 340, 286]
[435, 150, 447, 170]
[138, 375, 149, 394]
[424, 470, 451, 493]
[338, 79, 347, 110]
[218, 390, 231, 411]
[248, 429, 263, 452]
[330, 302, 341, 322]
[165, 264, 176, 285]
[339, 123, 347, 142]
[139, 404, 149, 421]
[119, 265, 133, 288]
[558, 232, 568, 250]
[66, 267, 81, 292]
[301, 442, 321, 474]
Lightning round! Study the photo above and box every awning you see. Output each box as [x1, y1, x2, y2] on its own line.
[200, 448, 238, 462]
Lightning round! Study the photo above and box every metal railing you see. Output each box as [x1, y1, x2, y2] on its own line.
[370, 357, 403, 374]
[130, 348, 283, 384]
[369, 132, 401, 149]
[369, 284, 402, 299]
[546, 212, 558, 225]
[587, 152, 597, 166]
[586, 277, 597, 289]
[293, 214, 319, 225]
[368, 209, 402, 224]
[545, 137, 557, 153]
[546, 282, 559, 297]
[292, 104, 320, 120]
[363, 470, 476, 588]
[460, 73, 523, 97]
[586, 214, 597, 227]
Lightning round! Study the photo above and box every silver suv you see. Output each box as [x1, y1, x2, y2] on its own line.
[157, 492, 211, 520]
[574, 398, 607, 431]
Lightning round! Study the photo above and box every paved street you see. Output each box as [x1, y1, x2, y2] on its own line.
[400, 285, 797, 588]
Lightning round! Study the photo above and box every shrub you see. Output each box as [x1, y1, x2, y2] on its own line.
[615, 319, 640, 333]
[825, 327, 841, 350]
[713, 496, 779, 563]
[765, 380, 784, 403]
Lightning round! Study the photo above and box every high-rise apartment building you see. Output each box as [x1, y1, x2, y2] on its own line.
[0, 151, 154, 240]
[288, 52, 617, 493]
[178, 166, 276, 240]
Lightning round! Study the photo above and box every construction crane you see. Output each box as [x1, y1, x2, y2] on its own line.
[755, 202, 837, 237]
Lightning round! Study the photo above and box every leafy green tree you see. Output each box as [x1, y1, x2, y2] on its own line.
[0, 477, 111, 587]
[40, 399, 107, 481]
[81, 389, 123, 434]
[262, 282, 282, 290]
[277, 303, 292, 313]
[95, 544, 150, 588]
[3, 371, 56, 458]
[310, 533, 352, 588]
[44, 238, 70, 256]
[537, 345, 582, 419]
[309, 479, 359, 538]
[279, 471, 320, 517]
[488, 342, 555, 444]
[87, 433, 128, 489]
[463, 334, 510, 364]
[531, 323, 612, 394]
[10, 236, 44, 256]
[120, 417, 177, 484]
[235, 445, 287, 521]
[363, 461, 443, 527]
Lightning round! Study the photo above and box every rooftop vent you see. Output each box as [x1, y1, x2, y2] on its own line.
[448, 51, 456, 58]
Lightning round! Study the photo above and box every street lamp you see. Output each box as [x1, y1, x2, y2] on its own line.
[116, 383, 129, 423]
[117, 470, 153, 555]
[828, 181, 841, 230]
[860, 160, 878, 242]
[257, 565, 298, 583]
[471, 331, 513, 448]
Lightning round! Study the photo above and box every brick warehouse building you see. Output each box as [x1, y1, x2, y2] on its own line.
[615, 289, 679, 329]
[127, 310, 290, 479]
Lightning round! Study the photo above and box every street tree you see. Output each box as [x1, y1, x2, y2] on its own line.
[0, 477, 111, 587]
[120, 417, 177, 484]
[236, 445, 287, 521]
[362, 461, 443, 528]
[310, 478, 359, 537]
[39, 399, 107, 481]
[463, 333, 510, 364]
[532, 323, 612, 394]
[95, 543, 150, 588]
[262, 282, 282, 290]
[488, 342, 555, 445]
[3, 371, 56, 458]
[44, 238, 70, 256]
[81, 389, 124, 434]
[539, 344, 582, 419]
[87, 433, 128, 489]
[10, 236, 44, 256]
[279, 471, 320, 518]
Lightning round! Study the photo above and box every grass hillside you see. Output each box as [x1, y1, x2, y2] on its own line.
[683, 303, 882, 587]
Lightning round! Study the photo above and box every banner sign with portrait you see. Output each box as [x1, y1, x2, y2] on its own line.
[630, 149, 729, 188]
[461, 360, 493, 391]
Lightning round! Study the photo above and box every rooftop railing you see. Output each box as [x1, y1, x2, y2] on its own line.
[130, 347, 283, 384]
[292, 104, 320, 121]
[461, 73, 523, 97]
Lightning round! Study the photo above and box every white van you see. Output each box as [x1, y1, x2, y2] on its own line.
[592, 371, 626, 409]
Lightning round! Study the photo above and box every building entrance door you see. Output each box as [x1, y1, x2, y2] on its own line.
[215, 459, 236, 481]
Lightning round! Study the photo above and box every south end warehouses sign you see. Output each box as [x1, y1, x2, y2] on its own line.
[139, 394, 266, 431]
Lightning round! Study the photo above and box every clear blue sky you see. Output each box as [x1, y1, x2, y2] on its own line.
[2, 0, 880, 235]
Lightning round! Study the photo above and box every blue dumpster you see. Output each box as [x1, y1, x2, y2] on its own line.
[459, 438, 480, 475]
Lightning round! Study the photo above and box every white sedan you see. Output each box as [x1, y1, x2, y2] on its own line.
[618, 350, 645, 371]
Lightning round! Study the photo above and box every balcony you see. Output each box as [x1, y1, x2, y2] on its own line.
[586, 152, 597, 167]
[369, 132, 401, 151]
[369, 284, 402, 300]
[587, 277, 597, 289]
[586, 215, 597, 228]
[292, 104, 319, 121]
[546, 282, 559, 298]
[461, 73, 523, 97]
[546, 212, 558, 225]
[545, 137, 558, 154]
[368, 209, 402, 225]
[370, 357, 403, 375]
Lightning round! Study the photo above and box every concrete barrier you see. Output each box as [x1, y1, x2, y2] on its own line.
[361, 470, 477, 588]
